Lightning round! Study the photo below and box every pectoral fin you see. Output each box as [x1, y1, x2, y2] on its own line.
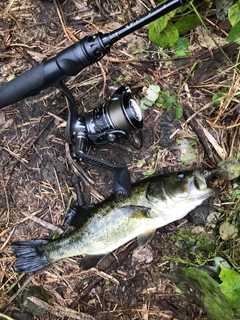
[137, 229, 156, 247]
[80, 254, 107, 270]
[121, 205, 151, 218]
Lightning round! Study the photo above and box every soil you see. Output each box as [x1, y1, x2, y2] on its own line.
[0, 1, 239, 319]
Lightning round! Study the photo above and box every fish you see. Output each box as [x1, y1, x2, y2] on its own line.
[11, 170, 217, 273]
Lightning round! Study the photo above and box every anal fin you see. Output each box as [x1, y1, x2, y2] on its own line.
[137, 229, 156, 247]
[80, 254, 107, 270]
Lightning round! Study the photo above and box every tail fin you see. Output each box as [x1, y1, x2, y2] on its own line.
[11, 240, 51, 273]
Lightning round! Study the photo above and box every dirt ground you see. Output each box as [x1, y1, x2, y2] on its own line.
[0, 0, 239, 319]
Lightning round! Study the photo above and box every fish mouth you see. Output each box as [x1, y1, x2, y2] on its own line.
[193, 171, 207, 190]
[189, 170, 217, 197]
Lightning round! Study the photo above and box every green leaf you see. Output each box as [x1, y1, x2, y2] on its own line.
[173, 103, 183, 119]
[175, 14, 201, 35]
[140, 97, 154, 110]
[158, 21, 179, 47]
[7, 74, 15, 82]
[144, 84, 161, 102]
[212, 88, 229, 104]
[148, 11, 174, 45]
[179, 138, 198, 164]
[212, 91, 222, 104]
[174, 48, 186, 57]
[228, 3, 240, 26]
[149, 19, 179, 47]
[227, 20, 240, 44]
[167, 267, 234, 320]
[21, 286, 50, 316]
[136, 159, 145, 168]
[156, 90, 176, 109]
[52, 231, 61, 239]
[219, 267, 240, 311]
[172, 37, 190, 49]
[148, 9, 176, 36]
[173, 37, 190, 57]
[175, 286, 182, 294]
[143, 168, 156, 176]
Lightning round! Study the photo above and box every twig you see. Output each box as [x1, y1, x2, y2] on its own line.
[192, 2, 239, 71]
[181, 103, 217, 165]
[94, 0, 113, 21]
[229, 126, 239, 157]
[2, 146, 28, 165]
[204, 17, 228, 36]
[4, 0, 15, 13]
[91, 268, 119, 285]
[0, 312, 14, 320]
[71, 173, 84, 205]
[54, 167, 65, 209]
[19, 211, 64, 235]
[2, 178, 10, 226]
[1, 275, 35, 311]
[79, 241, 138, 298]
[4, 116, 53, 187]
[132, 61, 195, 89]
[53, 0, 78, 42]
[0, 227, 15, 250]
[137, 0, 151, 10]
[97, 62, 107, 98]
[210, 76, 240, 126]
[27, 296, 96, 320]
[202, 127, 227, 160]
[65, 143, 94, 187]
[170, 100, 218, 140]
[14, 206, 48, 225]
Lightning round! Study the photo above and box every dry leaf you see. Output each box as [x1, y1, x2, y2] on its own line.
[202, 127, 227, 160]
[196, 26, 229, 50]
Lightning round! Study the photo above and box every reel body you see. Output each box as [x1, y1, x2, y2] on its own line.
[69, 84, 142, 151]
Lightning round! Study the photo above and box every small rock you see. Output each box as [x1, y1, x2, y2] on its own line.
[131, 246, 153, 265]
[219, 221, 238, 240]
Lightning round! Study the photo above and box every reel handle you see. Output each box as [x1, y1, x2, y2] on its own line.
[113, 167, 131, 198]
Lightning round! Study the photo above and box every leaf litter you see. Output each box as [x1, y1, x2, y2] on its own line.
[0, 0, 240, 319]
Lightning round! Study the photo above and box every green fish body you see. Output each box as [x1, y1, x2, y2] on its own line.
[12, 171, 217, 273]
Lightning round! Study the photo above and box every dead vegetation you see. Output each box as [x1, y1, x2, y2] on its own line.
[0, 0, 239, 319]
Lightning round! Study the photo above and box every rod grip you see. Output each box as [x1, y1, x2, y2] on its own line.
[0, 64, 47, 108]
[0, 34, 108, 108]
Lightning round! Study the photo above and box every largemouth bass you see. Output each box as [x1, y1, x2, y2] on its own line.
[12, 171, 217, 273]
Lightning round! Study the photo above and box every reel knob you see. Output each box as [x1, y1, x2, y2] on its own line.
[113, 167, 131, 199]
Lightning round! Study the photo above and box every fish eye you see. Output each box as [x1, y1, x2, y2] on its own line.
[177, 172, 186, 180]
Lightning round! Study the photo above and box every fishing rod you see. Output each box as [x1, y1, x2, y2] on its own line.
[0, 0, 190, 197]
[0, 0, 189, 108]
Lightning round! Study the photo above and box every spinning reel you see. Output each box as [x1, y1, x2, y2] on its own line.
[60, 82, 143, 198]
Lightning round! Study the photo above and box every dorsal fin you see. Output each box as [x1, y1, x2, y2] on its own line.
[65, 205, 95, 228]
